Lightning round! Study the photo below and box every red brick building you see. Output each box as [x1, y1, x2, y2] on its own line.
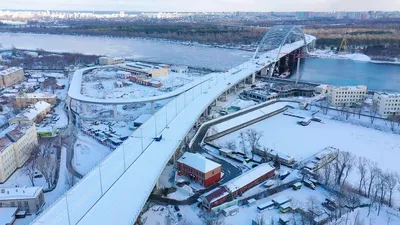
[177, 152, 221, 187]
[201, 163, 275, 209]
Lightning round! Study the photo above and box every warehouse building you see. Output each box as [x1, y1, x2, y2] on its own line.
[177, 152, 222, 187]
[201, 164, 275, 209]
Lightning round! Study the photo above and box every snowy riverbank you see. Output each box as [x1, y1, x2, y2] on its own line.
[309, 49, 400, 65]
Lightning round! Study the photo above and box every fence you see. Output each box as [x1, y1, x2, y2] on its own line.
[29, 72, 225, 225]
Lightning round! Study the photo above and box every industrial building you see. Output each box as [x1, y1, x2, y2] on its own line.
[99, 57, 125, 65]
[9, 101, 52, 125]
[0, 186, 45, 214]
[373, 92, 400, 116]
[0, 123, 38, 183]
[177, 152, 222, 187]
[0, 67, 24, 87]
[201, 164, 275, 209]
[12, 92, 57, 109]
[119, 62, 169, 77]
[327, 85, 367, 107]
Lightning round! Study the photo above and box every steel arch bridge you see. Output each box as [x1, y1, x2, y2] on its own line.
[253, 25, 308, 60]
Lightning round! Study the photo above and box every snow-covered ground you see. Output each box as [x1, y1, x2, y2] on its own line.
[214, 108, 400, 171]
[81, 68, 199, 100]
[309, 49, 400, 65]
[72, 133, 112, 175]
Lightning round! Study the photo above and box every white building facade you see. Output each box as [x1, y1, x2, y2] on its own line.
[373, 92, 400, 116]
[327, 85, 367, 106]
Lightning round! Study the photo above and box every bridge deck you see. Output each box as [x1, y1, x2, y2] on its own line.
[31, 34, 315, 225]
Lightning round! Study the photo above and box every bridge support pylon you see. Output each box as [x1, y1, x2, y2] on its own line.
[113, 105, 118, 119]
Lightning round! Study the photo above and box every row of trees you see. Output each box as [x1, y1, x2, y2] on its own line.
[318, 151, 400, 215]
[23, 139, 59, 189]
[317, 98, 400, 132]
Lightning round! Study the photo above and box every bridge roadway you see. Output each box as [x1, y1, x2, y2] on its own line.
[31, 35, 315, 225]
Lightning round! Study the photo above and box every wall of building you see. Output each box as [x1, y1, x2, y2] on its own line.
[0, 189, 45, 214]
[328, 85, 367, 106]
[177, 162, 221, 187]
[373, 93, 400, 116]
[0, 145, 18, 183]
[0, 68, 24, 87]
[0, 124, 38, 183]
[12, 96, 57, 109]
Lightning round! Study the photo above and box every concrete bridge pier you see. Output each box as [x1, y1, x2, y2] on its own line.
[113, 105, 118, 119]
[252, 72, 256, 84]
[150, 101, 155, 113]
[261, 67, 268, 77]
[81, 102, 88, 115]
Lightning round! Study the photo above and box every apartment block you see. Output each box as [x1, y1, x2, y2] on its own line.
[373, 92, 400, 116]
[0, 123, 38, 183]
[327, 85, 367, 106]
[12, 92, 57, 109]
[0, 67, 24, 87]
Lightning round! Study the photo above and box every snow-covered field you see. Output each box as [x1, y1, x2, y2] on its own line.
[72, 133, 112, 175]
[81, 68, 200, 100]
[214, 109, 400, 172]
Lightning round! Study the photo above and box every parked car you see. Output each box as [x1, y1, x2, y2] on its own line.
[174, 206, 180, 212]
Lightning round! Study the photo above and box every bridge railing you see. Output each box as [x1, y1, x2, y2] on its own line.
[30, 73, 219, 225]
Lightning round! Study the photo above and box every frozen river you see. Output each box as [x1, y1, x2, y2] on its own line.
[0, 32, 252, 70]
[1, 32, 399, 91]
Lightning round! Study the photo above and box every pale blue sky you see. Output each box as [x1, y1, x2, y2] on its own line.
[0, 0, 398, 12]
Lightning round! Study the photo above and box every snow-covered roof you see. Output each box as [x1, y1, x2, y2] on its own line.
[0, 136, 13, 152]
[178, 152, 221, 173]
[0, 186, 43, 200]
[0, 67, 23, 76]
[0, 207, 17, 225]
[225, 164, 274, 193]
[15, 101, 51, 120]
[272, 195, 291, 205]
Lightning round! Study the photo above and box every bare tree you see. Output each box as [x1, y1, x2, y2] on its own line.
[254, 214, 267, 225]
[319, 162, 333, 186]
[238, 132, 247, 155]
[386, 171, 398, 207]
[377, 170, 388, 216]
[244, 129, 263, 159]
[367, 161, 380, 198]
[36, 149, 59, 189]
[368, 101, 378, 124]
[22, 146, 40, 186]
[224, 140, 237, 151]
[387, 115, 400, 132]
[356, 157, 368, 194]
[201, 213, 225, 225]
[335, 151, 355, 186]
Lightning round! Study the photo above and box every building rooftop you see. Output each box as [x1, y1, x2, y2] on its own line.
[0, 136, 13, 153]
[375, 92, 400, 98]
[330, 85, 367, 91]
[14, 101, 51, 121]
[16, 92, 56, 99]
[202, 186, 229, 204]
[0, 207, 18, 225]
[178, 152, 221, 173]
[0, 67, 23, 76]
[225, 163, 274, 193]
[6, 123, 34, 142]
[120, 62, 163, 73]
[0, 186, 43, 201]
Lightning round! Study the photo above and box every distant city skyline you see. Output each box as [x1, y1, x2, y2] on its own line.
[0, 0, 398, 12]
